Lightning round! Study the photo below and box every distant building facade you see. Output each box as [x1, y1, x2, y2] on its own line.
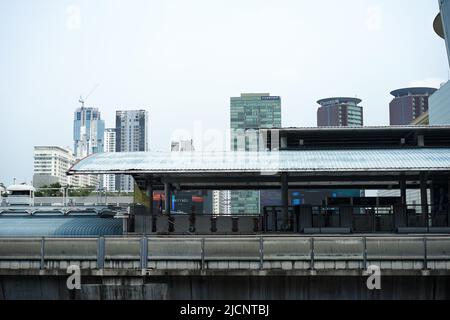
[389, 88, 437, 125]
[33, 146, 92, 188]
[115, 110, 149, 192]
[0, 184, 5, 200]
[434, 0, 450, 65]
[315, 97, 363, 202]
[103, 128, 117, 192]
[171, 139, 195, 152]
[430, 82, 450, 126]
[317, 97, 363, 127]
[430, 3, 450, 126]
[213, 190, 231, 215]
[411, 112, 429, 125]
[73, 107, 105, 158]
[230, 93, 282, 215]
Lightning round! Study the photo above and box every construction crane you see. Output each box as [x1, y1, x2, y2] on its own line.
[78, 84, 100, 108]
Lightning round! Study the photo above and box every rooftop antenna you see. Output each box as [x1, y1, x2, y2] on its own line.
[79, 84, 100, 108]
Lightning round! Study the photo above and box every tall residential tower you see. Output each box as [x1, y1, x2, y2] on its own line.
[389, 88, 437, 125]
[103, 128, 117, 192]
[115, 110, 149, 192]
[317, 97, 363, 127]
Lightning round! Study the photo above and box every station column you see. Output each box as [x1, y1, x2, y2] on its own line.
[281, 172, 289, 231]
[164, 182, 171, 216]
[420, 173, 429, 217]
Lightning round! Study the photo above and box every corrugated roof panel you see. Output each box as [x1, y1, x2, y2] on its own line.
[69, 149, 450, 174]
[0, 217, 123, 237]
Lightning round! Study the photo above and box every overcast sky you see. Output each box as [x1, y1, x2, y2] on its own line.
[0, 0, 448, 185]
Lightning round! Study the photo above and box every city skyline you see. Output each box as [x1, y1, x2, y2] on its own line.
[0, 0, 449, 185]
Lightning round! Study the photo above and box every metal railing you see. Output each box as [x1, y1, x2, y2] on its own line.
[130, 204, 450, 235]
[263, 204, 450, 234]
[1, 236, 450, 271]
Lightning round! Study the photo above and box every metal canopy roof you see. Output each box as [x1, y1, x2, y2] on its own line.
[0, 217, 122, 237]
[68, 149, 450, 175]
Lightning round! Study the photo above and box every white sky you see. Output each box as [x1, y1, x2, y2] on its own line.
[0, 0, 448, 185]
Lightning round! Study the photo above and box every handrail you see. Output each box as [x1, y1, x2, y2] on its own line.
[0, 236, 449, 271]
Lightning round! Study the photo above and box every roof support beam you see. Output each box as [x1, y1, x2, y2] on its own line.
[399, 176, 407, 207]
[281, 173, 289, 231]
[420, 173, 429, 216]
[164, 182, 171, 216]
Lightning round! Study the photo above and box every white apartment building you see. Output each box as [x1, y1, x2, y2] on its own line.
[33, 146, 74, 187]
[33, 146, 96, 188]
[171, 139, 195, 152]
[213, 190, 231, 215]
[103, 128, 117, 192]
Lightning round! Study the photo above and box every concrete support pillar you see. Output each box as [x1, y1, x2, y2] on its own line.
[164, 182, 171, 216]
[298, 206, 313, 232]
[281, 173, 289, 231]
[393, 204, 407, 230]
[339, 207, 353, 230]
[146, 181, 154, 216]
[417, 135, 425, 147]
[280, 136, 287, 150]
[420, 173, 429, 216]
[448, 179, 450, 227]
[259, 129, 268, 151]
[399, 176, 407, 207]
[144, 180, 154, 234]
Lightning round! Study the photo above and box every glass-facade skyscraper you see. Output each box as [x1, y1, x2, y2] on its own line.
[430, 1, 450, 126]
[73, 107, 105, 158]
[435, 0, 450, 65]
[230, 93, 281, 215]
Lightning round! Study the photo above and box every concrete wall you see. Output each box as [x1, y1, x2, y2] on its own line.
[1, 275, 449, 300]
[2, 236, 450, 300]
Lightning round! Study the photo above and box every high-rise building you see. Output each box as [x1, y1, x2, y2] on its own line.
[230, 93, 282, 215]
[315, 97, 363, 202]
[430, 82, 450, 125]
[389, 88, 437, 125]
[33, 146, 91, 188]
[171, 139, 195, 152]
[434, 0, 450, 66]
[317, 97, 363, 127]
[430, 2, 450, 125]
[103, 128, 117, 192]
[73, 107, 105, 158]
[115, 110, 149, 192]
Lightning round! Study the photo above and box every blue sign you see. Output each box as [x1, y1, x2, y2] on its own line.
[261, 96, 280, 101]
